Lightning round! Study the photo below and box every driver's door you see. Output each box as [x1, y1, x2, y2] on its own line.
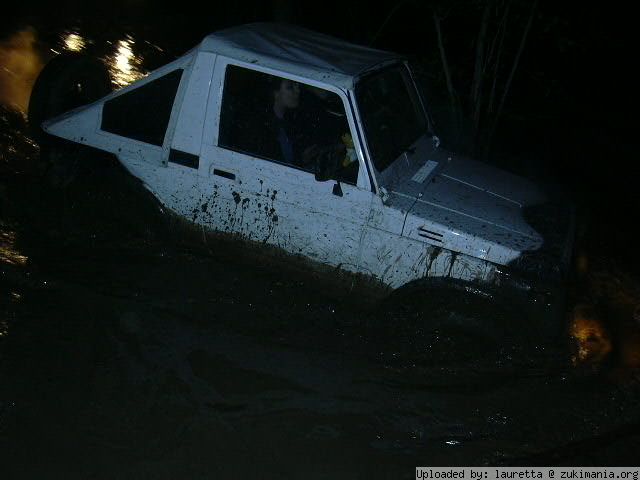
[200, 61, 373, 273]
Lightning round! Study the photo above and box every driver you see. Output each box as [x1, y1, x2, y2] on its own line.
[262, 76, 357, 182]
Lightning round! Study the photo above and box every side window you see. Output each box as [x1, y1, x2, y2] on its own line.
[102, 69, 183, 146]
[219, 65, 359, 185]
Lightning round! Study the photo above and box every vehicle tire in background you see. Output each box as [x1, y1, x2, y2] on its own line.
[28, 52, 113, 187]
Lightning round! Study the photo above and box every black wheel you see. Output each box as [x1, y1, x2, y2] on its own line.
[28, 52, 113, 187]
[39, 139, 88, 188]
[376, 278, 511, 364]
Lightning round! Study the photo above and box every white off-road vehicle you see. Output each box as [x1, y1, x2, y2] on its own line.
[29, 23, 575, 337]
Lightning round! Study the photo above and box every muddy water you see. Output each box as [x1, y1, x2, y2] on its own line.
[1, 26, 640, 479]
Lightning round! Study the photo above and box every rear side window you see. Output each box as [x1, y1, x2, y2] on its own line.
[102, 69, 183, 146]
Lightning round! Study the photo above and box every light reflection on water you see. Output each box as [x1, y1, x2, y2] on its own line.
[0, 230, 27, 339]
[62, 32, 86, 52]
[0, 230, 28, 266]
[107, 35, 146, 87]
[1, 292, 20, 338]
[59, 30, 147, 88]
[0, 26, 147, 114]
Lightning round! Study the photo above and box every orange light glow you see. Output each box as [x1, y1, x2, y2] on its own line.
[0, 27, 44, 113]
[569, 304, 612, 367]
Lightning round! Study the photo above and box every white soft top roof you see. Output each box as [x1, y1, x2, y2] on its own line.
[198, 22, 402, 89]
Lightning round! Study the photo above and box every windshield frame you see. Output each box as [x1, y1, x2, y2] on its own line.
[354, 61, 431, 176]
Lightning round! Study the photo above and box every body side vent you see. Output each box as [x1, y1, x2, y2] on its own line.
[417, 226, 444, 243]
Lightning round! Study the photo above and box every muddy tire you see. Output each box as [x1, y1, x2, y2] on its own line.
[28, 52, 113, 187]
[377, 278, 510, 363]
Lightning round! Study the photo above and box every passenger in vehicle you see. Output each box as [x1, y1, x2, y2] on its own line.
[245, 75, 358, 184]
[268, 78, 304, 166]
[263, 78, 342, 171]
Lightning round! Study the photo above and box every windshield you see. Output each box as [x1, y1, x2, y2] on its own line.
[355, 64, 428, 172]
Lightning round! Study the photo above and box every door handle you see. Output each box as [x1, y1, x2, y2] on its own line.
[168, 149, 199, 169]
[213, 169, 236, 181]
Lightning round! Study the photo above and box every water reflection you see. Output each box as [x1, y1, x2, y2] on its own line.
[62, 32, 86, 52]
[0, 230, 28, 266]
[107, 35, 146, 87]
[0, 26, 148, 113]
[1, 292, 20, 338]
[0, 230, 27, 340]
[59, 30, 147, 88]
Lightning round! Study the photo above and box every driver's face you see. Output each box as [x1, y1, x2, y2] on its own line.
[275, 79, 300, 109]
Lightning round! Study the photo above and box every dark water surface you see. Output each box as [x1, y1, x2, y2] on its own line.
[1, 24, 640, 479]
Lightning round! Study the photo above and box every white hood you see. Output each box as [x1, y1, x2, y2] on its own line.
[381, 140, 547, 265]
